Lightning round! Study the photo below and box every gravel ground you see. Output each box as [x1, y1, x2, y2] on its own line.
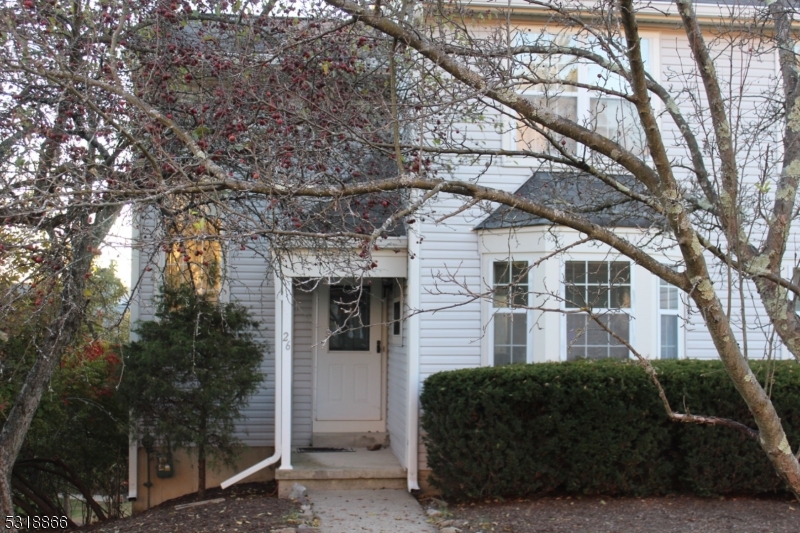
[78, 482, 301, 533]
[441, 495, 799, 533]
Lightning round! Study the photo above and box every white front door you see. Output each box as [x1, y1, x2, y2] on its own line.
[314, 284, 384, 432]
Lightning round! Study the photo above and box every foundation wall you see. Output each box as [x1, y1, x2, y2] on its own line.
[131, 446, 275, 513]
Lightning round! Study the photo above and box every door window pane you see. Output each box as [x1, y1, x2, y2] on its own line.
[329, 286, 370, 351]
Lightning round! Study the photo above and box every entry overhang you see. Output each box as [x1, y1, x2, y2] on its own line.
[278, 237, 408, 278]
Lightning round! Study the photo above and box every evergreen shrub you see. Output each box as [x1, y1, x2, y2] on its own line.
[420, 360, 800, 500]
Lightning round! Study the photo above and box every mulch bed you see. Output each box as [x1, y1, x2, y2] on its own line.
[79, 482, 300, 533]
[442, 494, 800, 533]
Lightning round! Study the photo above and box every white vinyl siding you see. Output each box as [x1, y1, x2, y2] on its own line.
[387, 280, 408, 468]
[291, 287, 314, 446]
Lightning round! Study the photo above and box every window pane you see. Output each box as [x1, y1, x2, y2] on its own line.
[610, 286, 631, 308]
[660, 279, 678, 310]
[512, 314, 528, 345]
[494, 314, 510, 344]
[660, 314, 678, 359]
[515, 32, 579, 92]
[511, 285, 529, 307]
[495, 346, 511, 367]
[587, 262, 609, 285]
[565, 261, 585, 284]
[610, 262, 631, 284]
[566, 313, 629, 361]
[587, 320, 607, 345]
[607, 313, 630, 341]
[494, 260, 528, 308]
[512, 261, 528, 282]
[590, 98, 646, 155]
[586, 285, 609, 308]
[518, 95, 578, 153]
[494, 287, 510, 308]
[494, 262, 510, 285]
[565, 285, 584, 309]
[585, 38, 650, 94]
[494, 313, 527, 366]
[609, 346, 629, 360]
[566, 314, 586, 360]
[329, 287, 370, 351]
[393, 300, 401, 335]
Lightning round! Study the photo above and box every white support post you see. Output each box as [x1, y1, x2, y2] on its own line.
[277, 276, 294, 470]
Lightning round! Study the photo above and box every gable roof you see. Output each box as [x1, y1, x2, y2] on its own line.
[475, 171, 657, 230]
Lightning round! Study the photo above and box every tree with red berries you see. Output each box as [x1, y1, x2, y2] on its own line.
[6, 0, 800, 516]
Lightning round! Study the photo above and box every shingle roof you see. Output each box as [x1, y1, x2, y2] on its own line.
[475, 171, 657, 230]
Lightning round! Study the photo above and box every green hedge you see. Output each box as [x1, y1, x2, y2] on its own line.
[420, 360, 800, 499]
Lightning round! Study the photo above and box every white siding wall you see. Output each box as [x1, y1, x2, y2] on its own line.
[387, 280, 408, 468]
[225, 247, 276, 446]
[291, 287, 314, 446]
[133, 219, 279, 447]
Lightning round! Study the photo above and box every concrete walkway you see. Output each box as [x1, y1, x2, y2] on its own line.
[308, 489, 438, 533]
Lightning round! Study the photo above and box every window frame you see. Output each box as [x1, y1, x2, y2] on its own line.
[561, 258, 634, 361]
[501, 29, 661, 166]
[486, 258, 532, 366]
[657, 277, 682, 359]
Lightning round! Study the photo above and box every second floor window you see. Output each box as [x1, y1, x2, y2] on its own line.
[514, 32, 649, 158]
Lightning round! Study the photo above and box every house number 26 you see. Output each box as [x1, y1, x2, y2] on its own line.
[283, 332, 291, 351]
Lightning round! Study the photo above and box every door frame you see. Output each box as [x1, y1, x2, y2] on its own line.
[311, 281, 388, 434]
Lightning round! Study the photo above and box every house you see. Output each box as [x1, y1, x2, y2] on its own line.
[126, 0, 792, 508]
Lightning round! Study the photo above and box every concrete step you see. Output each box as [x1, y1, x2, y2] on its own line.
[277, 477, 406, 497]
[311, 432, 389, 448]
[276, 448, 406, 497]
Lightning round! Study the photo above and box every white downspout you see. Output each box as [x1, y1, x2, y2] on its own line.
[127, 437, 138, 501]
[278, 277, 293, 471]
[221, 273, 288, 488]
[405, 228, 421, 491]
[127, 220, 141, 501]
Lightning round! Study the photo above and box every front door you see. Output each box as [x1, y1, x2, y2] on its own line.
[314, 284, 384, 432]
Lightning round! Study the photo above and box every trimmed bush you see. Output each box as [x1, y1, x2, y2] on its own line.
[420, 360, 800, 500]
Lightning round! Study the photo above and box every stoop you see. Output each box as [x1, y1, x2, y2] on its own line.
[276, 448, 406, 497]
